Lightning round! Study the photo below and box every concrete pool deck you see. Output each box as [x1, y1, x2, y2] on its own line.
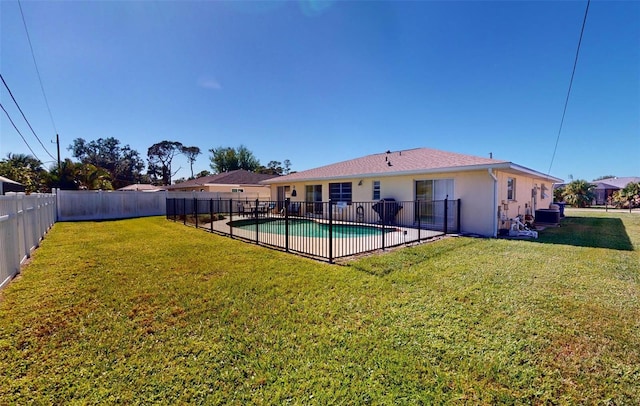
[196, 215, 445, 261]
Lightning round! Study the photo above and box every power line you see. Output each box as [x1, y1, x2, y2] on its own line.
[0, 73, 56, 161]
[17, 0, 58, 135]
[547, 0, 591, 176]
[0, 101, 41, 161]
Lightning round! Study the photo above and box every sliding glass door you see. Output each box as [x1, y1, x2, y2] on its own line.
[305, 185, 323, 215]
[415, 179, 453, 225]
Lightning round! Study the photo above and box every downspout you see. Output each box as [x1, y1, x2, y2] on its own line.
[488, 168, 498, 238]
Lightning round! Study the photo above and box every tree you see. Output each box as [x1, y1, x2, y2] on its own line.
[195, 169, 211, 178]
[611, 182, 640, 209]
[562, 179, 596, 208]
[237, 145, 260, 171]
[209, 145, 260, 173]
[76, 163, 113, 190]
[47, 159, 80, 190]
[553, 186, 565, 203]
[45, 159, 113, 190]
[257, 158, 292, 175]
[283, 159, 292, 175]
[209, 147, 238, 173]
[0, 153, 48, 193]
[181, 146, 201, 179]
[257, 161, 283, 175]
[147, 140, 184, 185]
[69, 137, 146, 189]
[593, 175, 617, 181]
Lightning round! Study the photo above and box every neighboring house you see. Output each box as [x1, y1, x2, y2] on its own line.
[262, 148, 562, 237]
[163, 169, 278, 200]
[0, 176, 26, 195]
[554, 177, 640, 205]
[592, 177, 640, 205]
[117, 183, 163, 192]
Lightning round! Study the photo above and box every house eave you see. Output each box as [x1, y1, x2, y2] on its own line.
[262, 163, 563, 185]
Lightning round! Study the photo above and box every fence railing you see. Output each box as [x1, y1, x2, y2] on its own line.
[0, 193, 57, 289]
[167, 198, 460, 262]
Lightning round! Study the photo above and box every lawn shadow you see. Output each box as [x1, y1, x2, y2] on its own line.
[534, 216, 634, 251]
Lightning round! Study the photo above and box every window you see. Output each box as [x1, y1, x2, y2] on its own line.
[329, 182, 352, 203]
[507, 178, 516, 200]
[372, 180, 381, 200]
[231, 188, 244, 193]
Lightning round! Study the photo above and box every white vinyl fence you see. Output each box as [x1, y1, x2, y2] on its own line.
[57, 190, 168, 221]
[0, 193, 56, 289]
[56, 190, 247, 221]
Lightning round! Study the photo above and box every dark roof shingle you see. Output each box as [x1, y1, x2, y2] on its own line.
[165, 169, 278, 189]
[265, 148, 508, 183]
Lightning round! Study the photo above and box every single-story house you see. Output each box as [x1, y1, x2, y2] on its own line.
[592, 177, 640, 205]
[262, 148, 562, 237]
[553, 177, 640, 205]
[163, 169, 278, 200]
[0, 176, 26, 195]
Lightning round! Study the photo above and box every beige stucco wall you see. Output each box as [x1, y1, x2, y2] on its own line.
[269, 168, 555, 237]
[494, 171, 554, 219]
[269, 170, 497, 236]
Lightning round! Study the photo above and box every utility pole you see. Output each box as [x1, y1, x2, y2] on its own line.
[56, 133, 60, 172]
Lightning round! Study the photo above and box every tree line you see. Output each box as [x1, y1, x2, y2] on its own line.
[0, 137, 291, 193]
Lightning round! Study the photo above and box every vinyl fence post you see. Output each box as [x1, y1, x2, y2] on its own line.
[328, 200, 333, 263]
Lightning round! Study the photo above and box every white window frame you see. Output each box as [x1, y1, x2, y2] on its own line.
[507, 178, 516, 201]
[372, 180, 381, 201]
[329, 182, 352, 203]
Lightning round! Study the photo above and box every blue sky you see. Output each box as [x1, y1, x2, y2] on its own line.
[1, 0, 638, 183]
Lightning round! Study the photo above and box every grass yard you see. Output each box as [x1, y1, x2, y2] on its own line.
[1, 209, 639, 404]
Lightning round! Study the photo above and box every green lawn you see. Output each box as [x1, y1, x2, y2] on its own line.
[1, 210, 638, 404]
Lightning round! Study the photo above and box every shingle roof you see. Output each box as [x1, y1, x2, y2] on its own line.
[594, 177, 640, 189]
[117, 183, 162, 191]
[264, 148, 511, 183]
[164, 169, 279, 189]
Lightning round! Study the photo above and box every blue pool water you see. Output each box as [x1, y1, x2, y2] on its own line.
[229, 218, 395, 237]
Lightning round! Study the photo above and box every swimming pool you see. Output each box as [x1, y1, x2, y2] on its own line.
[229, 218, 396, 238]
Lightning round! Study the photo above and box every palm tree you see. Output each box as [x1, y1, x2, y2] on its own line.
[562, 180, 596, 208]
[47, 159, 81, 190]
[78, 163, 113, 190]
[612, 182, 640, 209]
[0, 153, 47, 193]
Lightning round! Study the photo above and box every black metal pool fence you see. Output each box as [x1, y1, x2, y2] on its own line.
[166, 197, 460, 263]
